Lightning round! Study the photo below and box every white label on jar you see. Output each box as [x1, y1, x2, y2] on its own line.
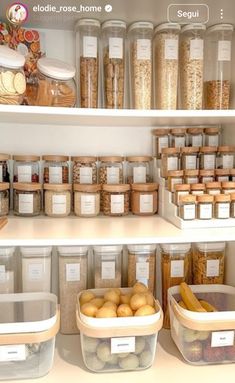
[203, 154, 216, 169]
[133, 166, 146, 183]
[187, 177, 198, 184]
[19, 194, 33, 214]
[233, 176, 235, 182]
[170, 260, 184, 277]
[109, 37, 123, 59]
[192, 135, 203, 147]
[176, 191, 189, 205]
[66, 263, 80, 282]
[199, 203, 212, 219]
[28, 263, 43, 281]
[81, 195, 95, 215]
[211, 331, 234, 348]
[107, 167, 120, 184]
[224, 189, 235, 195]
[0, 345, 26, 362]
[52, 195, 66, 214]
[79, 167, 92, 184]
[0, 265, 6, 282]
[185, 155, 197, 169]
[190, 39, 203, 60]
[165, 39, 178, 60]
[174, 136, 185, 148]
[83, 36, 97, 58]
[218, 176, 229, 182]
[111, 337, 135, 354]
[202, 177, 214, 183]
[101, 261, 115, 279]
[171, 177, 183, 191]
[18, 165, 32, 183]
[191, 190, 204, 196]
[217, 203, 230, 218]
[158, 136, 169, 154]
[136, 262, 149, 279]
[183, 204, 196, 220]
[206, 259, 220, 277]
[218, 41, 231, 61]
[49, 167, 62, 183]
[207, 135, 219, 146]
[137, 39, 151, 60]
[0, 165, 2, 182]
[208, 189, 220, 196]
[167, 157, 178, 171]
[222, 154, 234, 169]
[111, 194, 124, 214]
[140, 194, 153, 213]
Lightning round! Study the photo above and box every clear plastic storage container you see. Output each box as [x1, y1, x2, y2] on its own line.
[152, 129, 170, 159]
[98, 156, 124, 184]
[13, 155, 40, 183]
[193, 242, 225, 284]
[43, 155, 69, 184]
[44, 184, 72, 217]
[0, 154, 10, 183]
[102, 184, 130, 216]
[0, 247, 16, 294]
[0, 183, 9, 217]
[74, 184, 101, 217]
[13, 183, 41, 217]
[126, 156, 152, 183]
[93, 245, 123, 288]
[72, 156, 97, 184]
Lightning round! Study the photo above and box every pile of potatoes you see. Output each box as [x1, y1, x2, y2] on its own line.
[79, 282, 156, 318]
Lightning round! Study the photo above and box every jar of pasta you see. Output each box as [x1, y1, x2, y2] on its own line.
[74, 184, 100, 217]
[152, 129, 170, 159]
[206, 182, 221, 195]
[13, 155, 40, 183]
[126, 156, 152, 183]
[191, 183, 206, 196]
[167, 170, 184, 192]
[214, 194, 230, 219]
[98, 156, 123, 184]
[196, 194, 214, 219]
[130, 183, 158, 216]
[161, 148, 180, 178]
[184, 169, 199, 184]
[0, 154, 10, 183]
[44, 184, 72, 217]
[193, 242, 225, 284]
[170, 128, 187, 148]
[0, 183, 9, 216]
[217, 146, 235, 169]
[187, 127, 204, 147]
[102, 184, 130, 216]
[13, 183, 41, 217]
[215, 168, 230, 182]
[204, 126, 220, 146]
[43, 155, 69, 184]
[199, 169, 215, 183]
[200, 146, 217, 169]
[181, 147, 199, 170]
[72, 156, 97, 184]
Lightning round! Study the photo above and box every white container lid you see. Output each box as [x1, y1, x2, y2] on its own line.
[75, 18, 100, 28]
[196, 242, 225, 252]
[207, 24, 234, 33]
[0, 247, 15, 256]
[37, 57, 76, 80]
[181, 23, 206, 33]
[128, 21, 154, 33]
[128, 244, 156, 252]
[154, 23, 181, 34]
[102, 20, 126, 29]
[20, 246, 52, 257]
[0, 46, 25, 69]
[57, 246, 88, 256]
[161, 243, 191, 253]
[93, 245, 123, 253]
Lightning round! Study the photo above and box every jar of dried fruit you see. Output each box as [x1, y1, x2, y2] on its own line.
[72, 156, 97, 184]
[43, 155, 69, 184]
[13, 155, 40, 183]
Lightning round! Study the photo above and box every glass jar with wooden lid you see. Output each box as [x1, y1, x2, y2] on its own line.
[230, 193, 235, 217]
[174, 184, 190, 205]
[170, 127, 186, 148]
[152, 128, 170, 159]
[131, 183, 158, 216]
[222, 181, 235, 195]
[215, 168, 230, 182]
[13, 155, 40, 183]
[98, 156, 124, 184]
[206, 182, 221, 196]
[197, 194, 214, 220]
[199, 169, 215, 183]
[200, 146, 217, 169]
[161, 147, 180, 178]
[217, 146, 235, 169]
[44, 184, 72, 217]
[0, 183, 9, 216]
[167, 170, 184, 192]
[42, 155, 69, 184]
[0, 154, 10, 183]
[126, 156, 152, 183]
[204, 126, 220, 146]
[179, 194, 196, 221]
[74, 184, 101, 217]
[102, 184, 130, 216]
[187, 127, 204, 147]
[13, 182, 42, 217]
[214, 194, 230, 219]
[72, 156, 97, 184]
[181, 146, 199, 170]
[184, 169, 199, 184]
[230, 169, 235, 182]
[191, 183, 206, 196]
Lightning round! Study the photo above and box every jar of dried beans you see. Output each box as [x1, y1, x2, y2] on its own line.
[93, 245, 123, 288]
[13, 155, 40, 183]
[0, 154, 10, 183]
[130, 183, 158, 216]
[126, 156, 152, 183]
[102, 184, 130, 216]
[74, 184, 100, 217]
[13, 183, 41, 217]
[72, 156, 97, 184]
[43, 155, 69, 184]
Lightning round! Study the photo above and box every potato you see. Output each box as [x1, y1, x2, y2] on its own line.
[117, 352, 129, 359]
[120, 294, 131, 305]
[139, 350, 152, 367]
[144, 292, 155, 307]
[80, 291, 95, 306]
[132, 282, 148, 294]
[81, 303, 98, 317]
[134, 304, 155, 316]
[89, 298, 105, 309]
[83, 336, 99, 353]
[104, 290, 120, 305]
[102, 301, 117, 311]
[135, 337, 145, 355]
[119, 354, 139, 370]
[130, 293, 147, 311]
[96, 306, 117, 318]
[85, 354, 105, 371]
[96, 342, 112, 362]
[117, 304, 133, 317]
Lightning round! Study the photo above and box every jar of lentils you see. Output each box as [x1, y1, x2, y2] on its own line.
[102, 184, 130, 216]
[43, 155, 69, 184]
[0, 154, 10, 183]
[72, 156, 97, 184]
[13, 155, 40, 183]
[0, 183, 9, 216]
[13, 183, 41, 216]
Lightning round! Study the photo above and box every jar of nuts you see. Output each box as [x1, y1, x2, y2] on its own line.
[101, 20, 126, 109]
[0, 46, 26, 105]
[0, 183, 9, 216]
[128, 21, 154, 109]
[131, 183, 158, 216]
[13, 183, 41, 217]
[102, 184, 130, 216]
[72, 156, 97, 184]
[93, 245, 123, 288]
[13, 155, 40, 183]
[0, 154, 10, 182]
[43, 155, 69, 184]
[74, 184, 101, 217]
[126, 156, 152, 183]
[98, 156, 123, 184]
[44, 184, 72, 217]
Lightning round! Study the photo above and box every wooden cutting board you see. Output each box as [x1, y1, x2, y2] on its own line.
[0, 217, 7, 230]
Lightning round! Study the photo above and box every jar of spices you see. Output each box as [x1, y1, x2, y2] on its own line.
[75, 19, 100, 108]
[181, 147, 199, 170]
[222, 181, 235, 194]
[191, 183, 206, 196]
[217, 146, 235, 169]
[184, 169, 199, 184]
[152, 129, 170, 159]
[170, 128, 187, 148]
[102, 20, 126, 109]
[197, 194, 214, 219]
[0, 183, 9, 217]
[179, 195, 196, 220]
[187, 127, 204, 147]
[130, 183, 158, 216]
[58, 246, 88, 334]
[161, 148, 180, 178]
[193, 242, 225, 284]
[102, 184, 130, 216]
[230, 169, 235, 182]
[154, 23, 180, 110]
[128, 21, 153, 109]
[206, 182, 221, 195]
[230, 193, 235, 217]
[126, 156, 152, 183]
[214, 194, 230, 219]
[204, 126, 220, 146]
[180, 24, 206, 109]
[98, 156, 123, 184]
[127, 244, 156, 293]
[72, 156, 97, 184]
[74, 184, 101, 217]
[13, 183, 41, 217]
[215, 168, 230, 182]
[0, 154, 10, 183]
[0, 46, 26, 105]
[199, 169, 215, 183]
[0, 247, 16, 295]
[167, 170, 184, 192]
[200, 146, 217, 169]
[13, 155, 40, 183]
[44, 184, 72, 217]
[43, 155, 69, 184]
[174, 184, 190, 205]
[93, 245, 123, 288]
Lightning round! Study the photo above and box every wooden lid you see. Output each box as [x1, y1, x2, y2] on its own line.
[0, 183, 9, 190]
[162, 147, 180, 154]
[206, 182, 221, 189]
[13, 155, 40, 162]
[200, 146, 217, 153]
[102, 184, 130, 192]
[71, 156, 97, 162]
[230, 169, 235, 175]
[179, 195, 196, 203]
[199, 170, 215, 176]
[215, 169, 230, 175]
[181, 146, 199, 153]
[152, 128, 170, 136]
[170, 128, 186, 135]
[218, 146, 235, 153]
[215, 194, 230, 202]
[191, 183, 206, 190]
[0, 153, 11, 161]
[167, 170, 184, 177]
[204, 127, 220, 134]
[126, 156, 152, 162]
[74, 184, 101, 192]
[13, 182, 42, 191]
[174, 184, 190, 191]
[230, 193, 235, 201]
[222, 182, 235, 189]
[184, 170, 199, 176]
[187, 127, 204, 134]
[44, 183, 72, 191]
[131, 183, 159, 192]
[197, 194, 214, 202]
[42, 155, 69, 161]
[99, 156, 123, 162]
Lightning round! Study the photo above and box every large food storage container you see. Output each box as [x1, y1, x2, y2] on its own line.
[93, 245, 123, 288]
[204, 24, 234, 110]
[42, 155, 69, 184]
[193, 242, 225, 284]
[13, 183, 41, 217]
[126, 156, 153, 183]
[72, 156, 97, 184]
[58, 246, 88, 334]
[13, 155, 40, 183]
[0, 247, 17, 294]
[44, 184, 72, 217]
[168, 284, 235, 365]
[75, 19, 100, 108]
[0, 183, 9, 217]
[102, 20, 126, 109]
[76, 287, 163, 372]
[0, 292, 59, 380]
[0, 154, 10, 183]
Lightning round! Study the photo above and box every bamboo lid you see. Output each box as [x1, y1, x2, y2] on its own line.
[174, 184, 190, 191]
[215, 169, 230, 175]
[131, 183, 159, 192]
[181, 146, 199, 153]
[218, 146, 235, 153]
[199, 170, 215, 176]
[0, 183, 9, 190]
[200, 146, 217, 153]
[13, 182, 42, 191]
[152, 128, 170, 136]
[99, 156, 124, 162]
[215, 194, 230, 202]
[71, 156, 97, 163]
[74, 184, 101, 192]
[206, 182, 221, 189]
[102, 184, 130, 192]
[126, 156, 152, 162]
[191, 183, 206, 190]
[167, 170, 184, 177]
[0, 153, 11, 161]
[187, 127, 204, 134]
[13, 155, 40, 162]
[184, 170, 199, 176]
[44, 183, 72, 191]
[179, 195, 196, 203]
[42, 155, 69, 162]
[162, 147, 180, 154]
[222, 182, 235, 189]
[197, 194, 214, 203]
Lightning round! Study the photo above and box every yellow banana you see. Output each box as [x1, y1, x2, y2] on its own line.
[180, 282, 206, 312]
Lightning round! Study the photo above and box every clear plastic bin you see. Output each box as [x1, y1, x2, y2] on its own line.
[93, 245, 123, 288]
[0, 247, 16, 294]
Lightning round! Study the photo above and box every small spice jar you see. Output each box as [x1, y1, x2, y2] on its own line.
[161, 147, 180, 178]
[215, 168, 230, 182]
[204, 127, 220, 146]
[0, 183, 9, 216]
[13, 183, 41, 217]
[167, 170, 184, 191]
[126, 156, 152, 183]
[170, 128, 187, 148]
[200, 146, 217, 169]
[43, 155, 69, 184]
[102, 184, 130, 216]
[44, 184, 72, 217]
[191, 183, 206, 196]
[199, 169, 215, 183]
[130, 183, 158, 216]
[98, 156, 123, 184]
[230, 169, 235, 182]
[174, 184, 190, 205]
[187, 127, 204, 147]
[206, 182, 221, 195]
[74, 184, 101, 217]
[230, 193, 235, 217]
[13, 155, 40, 183]
[152, 129, 170, 159]
[72, 156, 97, 184]
[93, 245, 123, 288]
[193, 242, 225, 284]
[197, 194, 214, 219]
[0, 154, 10, 183]
[222, 181, 235, 194]
[179, 195, 196, 220]
[214, 194, 230, 219]
[181, 147, 199, 170]
[217, 146, 235, 169]
[184, 169, 199, 184]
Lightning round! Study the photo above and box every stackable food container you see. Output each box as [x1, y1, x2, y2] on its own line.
[76, 287, 163, 373]
[168, 284, 235, 365]
[0, 292, 59, 380]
